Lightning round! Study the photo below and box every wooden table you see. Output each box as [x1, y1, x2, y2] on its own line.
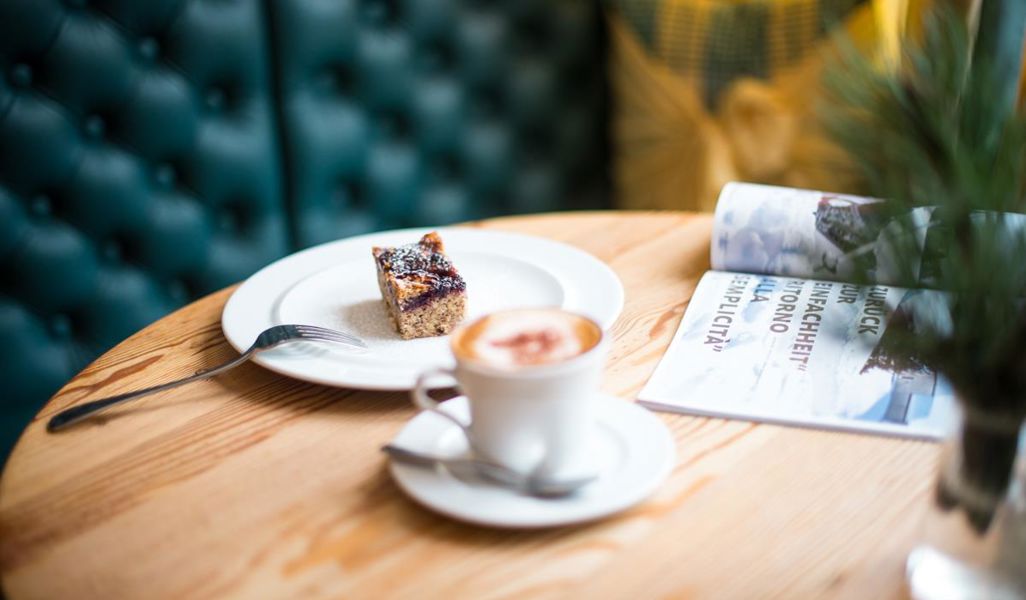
[0, 212, 939, 599]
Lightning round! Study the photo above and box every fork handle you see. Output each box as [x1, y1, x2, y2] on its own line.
[47, 350, 254, 432]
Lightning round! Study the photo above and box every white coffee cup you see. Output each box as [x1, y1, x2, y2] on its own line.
[411, 308, 607, 477]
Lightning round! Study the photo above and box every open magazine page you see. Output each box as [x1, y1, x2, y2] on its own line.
[638, 270, 956, 439]
[711, 182, 931, 285]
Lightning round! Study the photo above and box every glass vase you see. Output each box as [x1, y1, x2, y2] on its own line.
[906, 405, 1026, 600]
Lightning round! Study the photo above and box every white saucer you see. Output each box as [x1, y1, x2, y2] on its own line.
[388, 395, 675, 528]
[221, 227, 624, 390]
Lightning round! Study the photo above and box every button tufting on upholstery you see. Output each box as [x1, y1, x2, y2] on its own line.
[314, 70, 333, 91]
[419, 45, 452, 73]
[507, 58, 558, 125]
[205, 87, 227, 111]
[470, 92, 502, 119]
[317, 67, 352, 94]
[356, 28, 413, 109]
[0, 0, 607, 459]
[432, 156, 460, 180]
[102, 238, 123, 262]
[329, 185, 347, 208]
[48, 314, 73, 339]
[462, 118, 513, 193]
[83, 114, 106, 139]
[419, 181, 470, 224]
[360, 0, 394, 26]
[377, 113, 409, 140]
[344, 181, 365, 209]
[218, 206, 239, 232]
[154, 163, 176, 188]
[30, 194, 53, 217]
[9, 63, 33, 88]
[137, 36, 160, 62]
[457, 10, 508, 85]
[167, 280, 188, 303]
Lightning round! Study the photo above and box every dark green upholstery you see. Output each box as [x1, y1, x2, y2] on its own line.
[0, 0, 608, 459]
[269, 0, 609, 247]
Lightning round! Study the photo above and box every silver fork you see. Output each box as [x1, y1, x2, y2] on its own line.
[47, 324, 367, 432]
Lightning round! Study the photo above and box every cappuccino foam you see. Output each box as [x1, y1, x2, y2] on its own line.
[454, 308, 601, 369]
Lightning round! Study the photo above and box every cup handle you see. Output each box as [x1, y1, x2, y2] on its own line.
[411, 368, 473, 440]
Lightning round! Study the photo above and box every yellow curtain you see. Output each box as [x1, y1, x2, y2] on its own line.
[610, 0, 916, 212]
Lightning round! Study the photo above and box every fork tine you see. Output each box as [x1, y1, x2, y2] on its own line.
[293, 324, 331, 332]
[304, 331, 364, 344]
[294, 327, 367, 348]
[294, 325, 361, 340]
[300, 334, 367, 349]
[294, 324, 347, 334]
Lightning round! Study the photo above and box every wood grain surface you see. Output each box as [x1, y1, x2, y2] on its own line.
[0, 212, 939, 599]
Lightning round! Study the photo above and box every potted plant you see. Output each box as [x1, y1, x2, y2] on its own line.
[824, 0, 1026, 596]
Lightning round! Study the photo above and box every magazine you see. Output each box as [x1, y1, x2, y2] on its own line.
[638, 182, 958, 440]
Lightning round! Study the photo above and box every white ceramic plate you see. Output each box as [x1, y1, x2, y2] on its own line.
[388, 394, 675, 528]
[221, 227, 624, 390]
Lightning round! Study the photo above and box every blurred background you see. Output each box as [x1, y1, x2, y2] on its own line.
[0, 0, 912, 458]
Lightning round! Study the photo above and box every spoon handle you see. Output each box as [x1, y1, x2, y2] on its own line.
[382, 444, 596, 497]
[381, 444, 502, 472]
[380, 444, 447, 468]
[381, 444, 524, 484]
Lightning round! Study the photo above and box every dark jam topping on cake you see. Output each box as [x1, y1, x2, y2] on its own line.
[375, 234, 466, 311]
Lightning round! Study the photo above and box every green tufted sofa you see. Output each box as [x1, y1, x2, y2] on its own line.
[0, 0, 609, 459]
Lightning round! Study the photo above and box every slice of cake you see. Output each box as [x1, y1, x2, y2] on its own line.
[372, 232, 467, 339]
